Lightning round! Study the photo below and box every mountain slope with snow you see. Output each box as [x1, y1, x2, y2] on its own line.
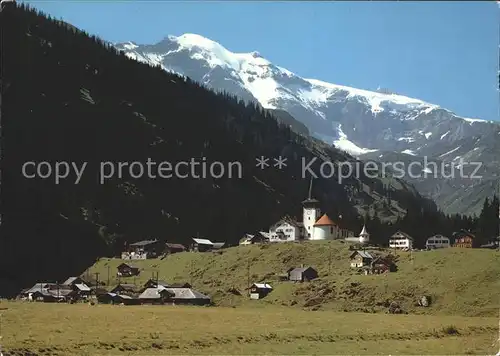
[115, 34, 500, 215]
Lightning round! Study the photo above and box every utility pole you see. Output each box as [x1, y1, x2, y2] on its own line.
[308, 176, 313, 200]
[497, 179, 500, 252]
[0, 312, 3, 356]
[247, 259, 250, 296]
[497, 308, 500, 355]
[328, 248, 332, 275]
[190, 260, 194, 286]
[94, 272, 100, 288]
[107, 266, 110, 286]
[492, 306, 500, 355]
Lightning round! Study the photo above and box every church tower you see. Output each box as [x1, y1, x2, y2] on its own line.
[302, 178, 321, 239]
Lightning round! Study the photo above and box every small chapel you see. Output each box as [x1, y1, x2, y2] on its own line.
[345, 224, 371, 244]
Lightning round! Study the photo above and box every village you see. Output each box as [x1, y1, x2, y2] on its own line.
[15, 185, 499, 307]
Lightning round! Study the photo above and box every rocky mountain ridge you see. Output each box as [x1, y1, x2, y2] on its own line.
[115, 34, 500, 215]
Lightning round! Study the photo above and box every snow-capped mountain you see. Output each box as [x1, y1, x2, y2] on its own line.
[115, 34, 500, 215]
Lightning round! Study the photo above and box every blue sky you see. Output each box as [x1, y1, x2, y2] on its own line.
[26, 1, 499, 121]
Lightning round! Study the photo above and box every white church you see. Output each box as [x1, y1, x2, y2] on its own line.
[268, 180, 368, 243]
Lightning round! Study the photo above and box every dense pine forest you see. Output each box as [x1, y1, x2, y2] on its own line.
[0, 3, 498, 296]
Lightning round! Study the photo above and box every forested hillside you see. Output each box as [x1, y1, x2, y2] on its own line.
[0, 4, 491, 296]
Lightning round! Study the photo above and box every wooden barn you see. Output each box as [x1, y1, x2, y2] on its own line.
[116, 263, 140, 277]
[143, 279, 171, 289]
[453, 231, 475, 248]
[138, 287, 175, 304]
[349, 251, 374, 268]
[249, 283, 272, 299]
[110, 283, 138, 295]
[362, 256, 397, 275]
[165, 243, 186, 255]
[288, 266, 318, 282]
[164, 287, 211, 305]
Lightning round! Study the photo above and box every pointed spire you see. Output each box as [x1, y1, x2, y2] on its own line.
[359, 224, 370, 244]
[308, 176, 313, 200]
[498, 179, 500, 219]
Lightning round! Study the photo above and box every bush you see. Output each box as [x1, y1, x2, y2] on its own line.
[442, 325, 459, 335]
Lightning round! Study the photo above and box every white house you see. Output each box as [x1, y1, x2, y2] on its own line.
[389, 231, 413, 250]
[425, 235, 451, 249]
[269, 218, 304, 242]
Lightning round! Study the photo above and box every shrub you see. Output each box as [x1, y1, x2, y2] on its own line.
[442, 325, 459, 335]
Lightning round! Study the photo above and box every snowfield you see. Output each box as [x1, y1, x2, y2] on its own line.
[115, 33, 496, 161]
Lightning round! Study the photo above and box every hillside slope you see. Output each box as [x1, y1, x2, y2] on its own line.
[88, 242, 500, 317]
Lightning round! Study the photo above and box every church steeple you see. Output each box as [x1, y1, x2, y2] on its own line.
[359, 224, 370, 244]
[302, 177, 320, 207]
[302, 177, 321, 239]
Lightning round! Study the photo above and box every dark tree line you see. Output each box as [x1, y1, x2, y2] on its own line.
[476, 195, 500, 245]
[0, 3, 497, 296]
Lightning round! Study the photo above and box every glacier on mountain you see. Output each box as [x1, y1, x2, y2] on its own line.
[114, 33, 497, 159]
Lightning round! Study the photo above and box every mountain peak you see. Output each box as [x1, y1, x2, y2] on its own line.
[117, 34, 494, 136]
[376, 86, 394, 95]
[173, 33, 222, 51]
[157, 33, 272, 73]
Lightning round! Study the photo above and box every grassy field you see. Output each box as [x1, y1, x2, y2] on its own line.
[86, 241, 500, 316]
[1, 301, 498, 355]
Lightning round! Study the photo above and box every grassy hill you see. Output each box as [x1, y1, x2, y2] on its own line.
[86, 241, 500, 317]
